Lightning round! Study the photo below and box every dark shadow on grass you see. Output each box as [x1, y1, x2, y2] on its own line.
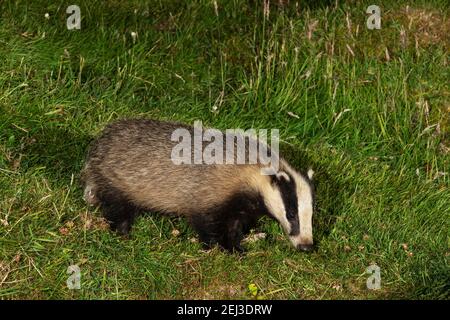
[19, 125, 92, 182]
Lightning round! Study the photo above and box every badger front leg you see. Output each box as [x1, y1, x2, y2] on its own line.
[224, 218, 246, 253]
[190, 214, 246, 253]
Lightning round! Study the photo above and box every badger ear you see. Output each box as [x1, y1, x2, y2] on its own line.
[276, 171, 290, 181]
[307, 168, 314, 180]
[270, 171, 290, 186]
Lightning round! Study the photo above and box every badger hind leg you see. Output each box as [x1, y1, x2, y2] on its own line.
[97, 186, 139, 236]
[102, 201, 138, 236]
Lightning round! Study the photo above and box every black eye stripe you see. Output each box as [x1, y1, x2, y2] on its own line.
[272, 172, 299, 235]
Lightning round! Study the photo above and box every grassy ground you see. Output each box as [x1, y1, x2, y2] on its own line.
[0, 0, 449, 299]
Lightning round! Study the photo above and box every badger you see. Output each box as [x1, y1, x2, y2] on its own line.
[81, 119, 315, 253]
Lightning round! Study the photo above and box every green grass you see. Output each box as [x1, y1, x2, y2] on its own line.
[0, 0, 449, 299]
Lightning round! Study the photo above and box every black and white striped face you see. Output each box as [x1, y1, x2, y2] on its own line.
[263, 167, 315, 252]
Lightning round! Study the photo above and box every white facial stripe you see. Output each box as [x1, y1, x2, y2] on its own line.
[259, 181, 290, 233]
[297, 190, 313, 244]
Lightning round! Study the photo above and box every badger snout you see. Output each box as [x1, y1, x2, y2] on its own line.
[297, 243, 314, 252]
[289, 234, 314, 252]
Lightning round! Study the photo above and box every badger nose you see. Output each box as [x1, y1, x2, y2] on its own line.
[297, 244, 314, 252]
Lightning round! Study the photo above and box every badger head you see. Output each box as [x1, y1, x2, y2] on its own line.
[262, 166, 315, 252]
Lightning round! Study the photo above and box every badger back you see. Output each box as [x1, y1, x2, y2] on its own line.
[82, 119, 265, 215]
